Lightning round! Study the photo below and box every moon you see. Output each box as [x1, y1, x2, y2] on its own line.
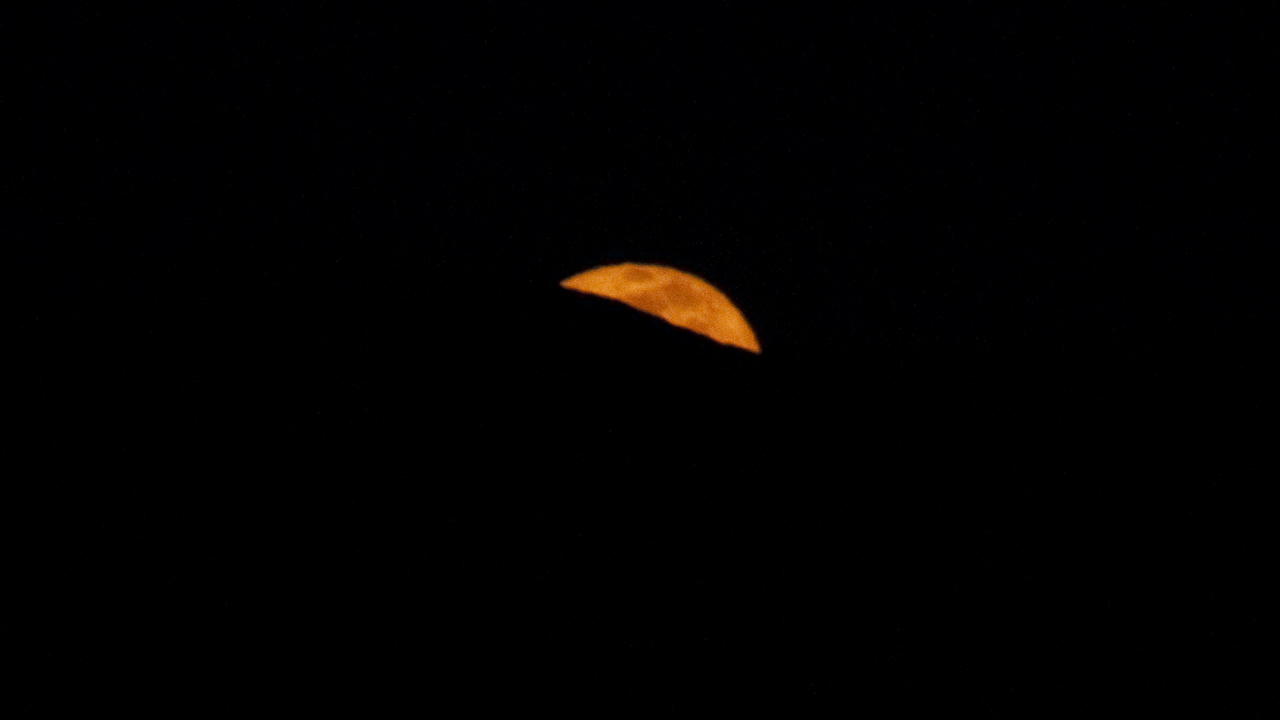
[560, 263, 761, 354]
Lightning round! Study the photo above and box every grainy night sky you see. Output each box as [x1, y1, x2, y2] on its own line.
[15, 5, 1269, 713]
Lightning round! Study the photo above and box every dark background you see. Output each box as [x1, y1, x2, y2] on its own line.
[14, 4, 1270, 713]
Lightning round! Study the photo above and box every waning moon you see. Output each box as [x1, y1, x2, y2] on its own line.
[560, 263, 761, 354]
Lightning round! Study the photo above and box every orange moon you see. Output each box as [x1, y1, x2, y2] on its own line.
[560, 263, 761, 354]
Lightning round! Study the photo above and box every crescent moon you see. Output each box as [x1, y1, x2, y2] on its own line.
[560, 263, 761, 354]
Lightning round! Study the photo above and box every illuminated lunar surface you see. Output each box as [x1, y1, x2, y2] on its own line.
[560, 263, 761, 354]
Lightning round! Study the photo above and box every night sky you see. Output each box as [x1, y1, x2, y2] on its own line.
[16, 6, 1269, 713]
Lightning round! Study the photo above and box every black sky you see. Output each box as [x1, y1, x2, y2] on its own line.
[15, 5, 1270, 714]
